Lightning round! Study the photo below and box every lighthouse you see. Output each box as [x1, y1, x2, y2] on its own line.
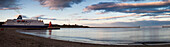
[48, 21, 52, 28]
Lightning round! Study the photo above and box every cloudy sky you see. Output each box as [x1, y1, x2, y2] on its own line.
[1, 0, 170, 27]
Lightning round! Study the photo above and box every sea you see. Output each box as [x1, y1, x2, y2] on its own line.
[16, 28, 170, 45]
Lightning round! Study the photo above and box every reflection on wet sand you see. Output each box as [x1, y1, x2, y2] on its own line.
[17, 29, 55, 39]
[48, 30, 52, 38]
[20, 30, 46, 34]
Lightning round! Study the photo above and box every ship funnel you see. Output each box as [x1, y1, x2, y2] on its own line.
[17, 15, 22, 19]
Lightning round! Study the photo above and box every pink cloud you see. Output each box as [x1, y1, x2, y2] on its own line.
[83, 1, 170, 13]
[78, 13, 146, 20]
[36, 0, 83, 10]
[0, 7, 20, 10]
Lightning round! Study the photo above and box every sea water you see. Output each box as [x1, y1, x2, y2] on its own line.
[16, 28, 170, 45]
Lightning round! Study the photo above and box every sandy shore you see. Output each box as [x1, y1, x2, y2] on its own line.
[0, 29, 170, 47]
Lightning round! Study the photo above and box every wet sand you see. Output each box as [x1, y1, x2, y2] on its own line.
[0, 29, 170, 47]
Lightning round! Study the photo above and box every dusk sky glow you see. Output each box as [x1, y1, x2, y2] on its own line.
[1, 0, 170, 27]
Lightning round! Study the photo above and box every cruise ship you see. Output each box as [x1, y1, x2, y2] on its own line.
[0, 15, 48, 29]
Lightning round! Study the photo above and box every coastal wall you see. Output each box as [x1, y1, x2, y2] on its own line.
[45, 24, 89, 28]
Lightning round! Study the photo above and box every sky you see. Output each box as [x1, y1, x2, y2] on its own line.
[1, 0, 170, 27]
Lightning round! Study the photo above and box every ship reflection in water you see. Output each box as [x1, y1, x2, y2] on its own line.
[17, 28, 170, 45]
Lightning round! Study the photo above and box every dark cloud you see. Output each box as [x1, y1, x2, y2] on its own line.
[112, 0, 169, 2]
[95, 12, 109, 15]
[31, 15, 57, 20]
[31, 15, 68, 20]
[84, 1, 170, 14]
[140, 13, 170, 18]
[0, 0, 20, 10]
[15, 15, 28, 18]
[36, 0, 84, 10]
[22, 15, 28, 18]
[38, 18, 57, 20]
[87, 20, 170, 27]
[112, 0, 144, 2]
[140, 14, 157, 16]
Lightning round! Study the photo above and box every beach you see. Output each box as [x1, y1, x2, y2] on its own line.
[0, 29, 170, 47]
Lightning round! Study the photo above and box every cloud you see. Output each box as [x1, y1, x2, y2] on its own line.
[112, 20, 170, 26]
[84, 1, 170, 14]
[31, 15, 57, 20]
[152, 16, 170, 18]
[38, 18, 57, 20]
[139, 13, 170, 18]
[161, 13, 170, 15]
[36, 0, 84, 10]
[0, 8, 20, 10]
[142, 13, 170, 18]
[15, 15, 71, 21]
[123, 9, 170, 13]
[32, 15, 45, 18]
[15, 15, 28, 18]
[86, 20, 170, 27]
[112, 0, 170, 2]
[31, 15, 69, 21]
[113, 0, 145, 2]
[0, 0, 20, 10]
[78, 12, 170, 21]
[78, 13, 146, 20]
[95, 12, 109, 15]
[70, 13, 80, 16]
[145, 13, 170, 18]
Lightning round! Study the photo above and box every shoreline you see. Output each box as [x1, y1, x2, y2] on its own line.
[0, 29, 170, 47]
[88, 27, 140, 28]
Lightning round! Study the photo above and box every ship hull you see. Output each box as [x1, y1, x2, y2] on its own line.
[0, 25, 48, 28]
